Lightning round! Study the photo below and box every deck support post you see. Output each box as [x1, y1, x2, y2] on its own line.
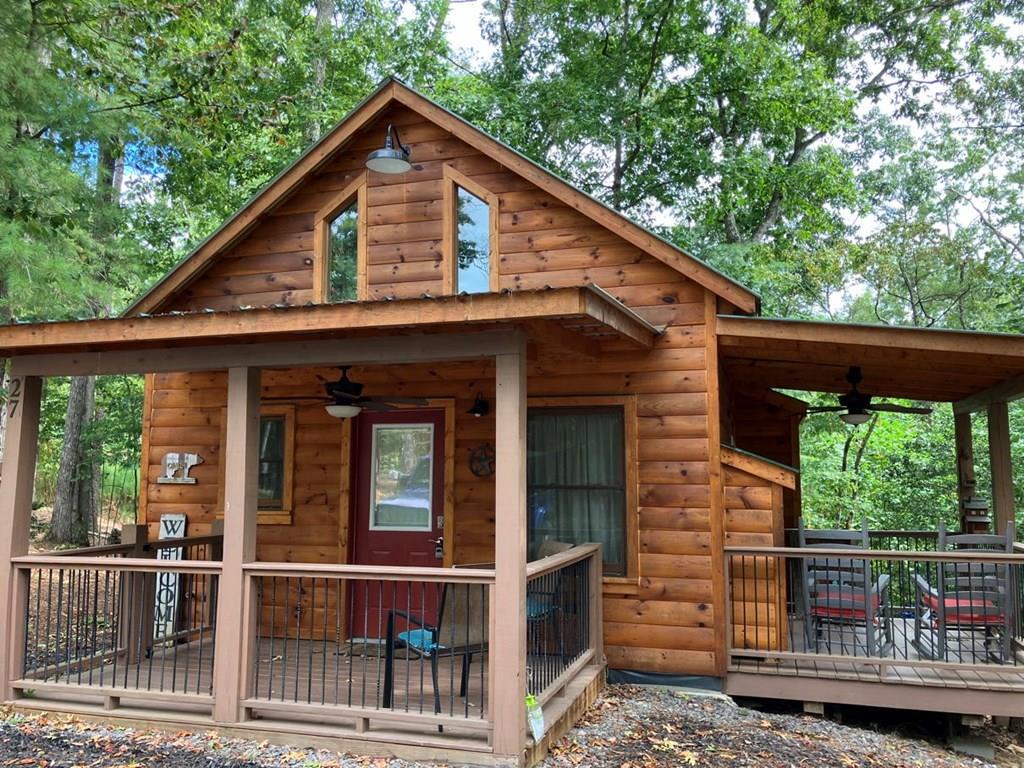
[987, 402, 1015, 536]
[492, 341, 528, 764]
[0, 374, 41, 701]
[213, 366, 260, 723]
[953, 412, 981, 532]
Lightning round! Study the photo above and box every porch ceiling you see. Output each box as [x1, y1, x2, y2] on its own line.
[717, 315, 1024, 403]
[0, 286, 658, 375]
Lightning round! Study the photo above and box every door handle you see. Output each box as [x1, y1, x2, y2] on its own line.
[429, 536, 444, 559]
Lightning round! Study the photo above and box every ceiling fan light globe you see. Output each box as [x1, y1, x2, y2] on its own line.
[325, 403, 362, 419]
[840, 411, 871, 426]
[366, 148, 411, 174]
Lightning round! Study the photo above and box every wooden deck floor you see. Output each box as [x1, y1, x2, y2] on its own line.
[730, 617, 1024, 692]
[18, 636, 490, 731]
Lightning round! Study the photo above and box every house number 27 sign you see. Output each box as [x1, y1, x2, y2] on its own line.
[6, 378, 22, 417]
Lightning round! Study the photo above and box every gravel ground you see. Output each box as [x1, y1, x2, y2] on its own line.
[0, 685, 1011, 767]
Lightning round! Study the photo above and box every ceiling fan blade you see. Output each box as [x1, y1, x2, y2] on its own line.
[373, 396, 430, 406]
[357, 400, 397, 412]
[806, 406, 845, 413]
[866, 403, 933, 415]
[261, 395, 329, 403]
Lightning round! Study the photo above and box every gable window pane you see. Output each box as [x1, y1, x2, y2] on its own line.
[527, 407, 626, 575]
[328, 201, 358, 301]
[456, 186, 490, 293]
[258, 415, 285, 509]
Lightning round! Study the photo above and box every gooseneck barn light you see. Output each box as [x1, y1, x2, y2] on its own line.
[365, 123, 411, 174]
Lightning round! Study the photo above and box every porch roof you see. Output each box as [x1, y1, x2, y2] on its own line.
[1, 286, 659, 377]
[717, 315, 1024, 405]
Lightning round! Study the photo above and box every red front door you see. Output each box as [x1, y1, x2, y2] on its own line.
[351, 409, 445, 638]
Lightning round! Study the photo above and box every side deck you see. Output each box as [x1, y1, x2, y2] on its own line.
[724, 543, 1024, 715]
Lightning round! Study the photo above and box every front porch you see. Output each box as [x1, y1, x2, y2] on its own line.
[0, 289, 647, 767]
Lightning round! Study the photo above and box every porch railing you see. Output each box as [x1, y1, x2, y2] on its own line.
[726, 546, 1024, 683]
[241, 562, 496, 742]
[525, 544, 603, 711]
[12, 554, 220, 708]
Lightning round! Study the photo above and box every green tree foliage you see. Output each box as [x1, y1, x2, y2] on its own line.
[2, 0, 1023, 537]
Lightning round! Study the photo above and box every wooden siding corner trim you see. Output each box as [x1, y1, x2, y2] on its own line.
[138, 373, 154, 526]
[705, 293, 728, 677]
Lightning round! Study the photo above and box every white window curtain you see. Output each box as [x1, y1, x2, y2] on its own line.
[527, 407, 626, 574]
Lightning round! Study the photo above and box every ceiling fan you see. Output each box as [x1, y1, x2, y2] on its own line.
[264, 366, 428, 418]
[806, 366, 932, 425]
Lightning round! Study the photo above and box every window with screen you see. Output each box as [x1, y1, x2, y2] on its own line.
[327, 201, 358, 302]
[455, 186, 491, 294]
[218, 405, 295, 524]
[258, 415, 286, 509]
[527, 406, 627, 575]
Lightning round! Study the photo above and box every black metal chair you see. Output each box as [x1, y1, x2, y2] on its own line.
[383, 573, 489, 722]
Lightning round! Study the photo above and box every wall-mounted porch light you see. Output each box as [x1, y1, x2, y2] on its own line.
[467, 393, 490, 418]
[365, 123, 411, 174]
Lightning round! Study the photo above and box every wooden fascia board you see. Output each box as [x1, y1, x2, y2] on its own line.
[126, 83, 398, 317]
[390, 85, 759, 314]
[954, 372, 1024, 414]
[721, 445, 798, 490]
[10, 330, 528, 377]
[717, 315, 1024, 360]
[0, 288, 650, 357]
[580, 285, 660, 348]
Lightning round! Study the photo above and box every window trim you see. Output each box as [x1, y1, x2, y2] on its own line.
[313, 171, 367, 303]
[442, 163, 499, 295]
[217, 404, 296, 525]
[527, 395, 639, 587]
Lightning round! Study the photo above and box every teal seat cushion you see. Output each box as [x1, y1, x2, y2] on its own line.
[399, 628, 440, 653]
[527, 595, 555, 619]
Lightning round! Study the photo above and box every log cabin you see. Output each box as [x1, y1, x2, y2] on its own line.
[0, 77, 1022, 766]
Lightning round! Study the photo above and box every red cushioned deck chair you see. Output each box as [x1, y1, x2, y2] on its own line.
[799, 521, 893, 657]
[913, 522, 1015, 663]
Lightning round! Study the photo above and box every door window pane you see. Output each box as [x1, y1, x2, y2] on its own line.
[328, 201, 358, 301]
[456, 186, 490, 294]
[370, 424, 434, 530]
[258, 415, 285, 509]
[527, 408, 626, 574]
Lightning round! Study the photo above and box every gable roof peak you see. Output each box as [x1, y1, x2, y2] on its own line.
[126, 77, 759, 316]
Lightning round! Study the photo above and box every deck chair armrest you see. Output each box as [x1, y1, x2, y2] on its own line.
[913, 573, 937, 598]
[390, 608, 437, 633]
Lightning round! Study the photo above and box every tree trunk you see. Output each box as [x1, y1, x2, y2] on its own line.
[50, 375, 95, 545]
[305, 0, 335, 144]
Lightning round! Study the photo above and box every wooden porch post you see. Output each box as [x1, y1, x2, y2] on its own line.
[987, 401, 1015, 535]
[212, 367, 260, 723]
[0, 375, 41, 701]
[492, 344, 527, 763]
[953, 412, 979, 531]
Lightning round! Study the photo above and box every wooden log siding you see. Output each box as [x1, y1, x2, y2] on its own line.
[720, 448, 795, 653]
[138, 101, 729, 677]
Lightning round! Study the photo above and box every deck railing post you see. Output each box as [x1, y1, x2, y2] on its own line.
[492, 343, 528, 764]
[0, 374, 42, 701]
[121, 524, 152, 664]
[212, 366, 260, 723]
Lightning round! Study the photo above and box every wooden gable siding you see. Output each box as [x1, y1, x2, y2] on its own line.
[163, 104, 682, 312]
[140, 104, 728, 677]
